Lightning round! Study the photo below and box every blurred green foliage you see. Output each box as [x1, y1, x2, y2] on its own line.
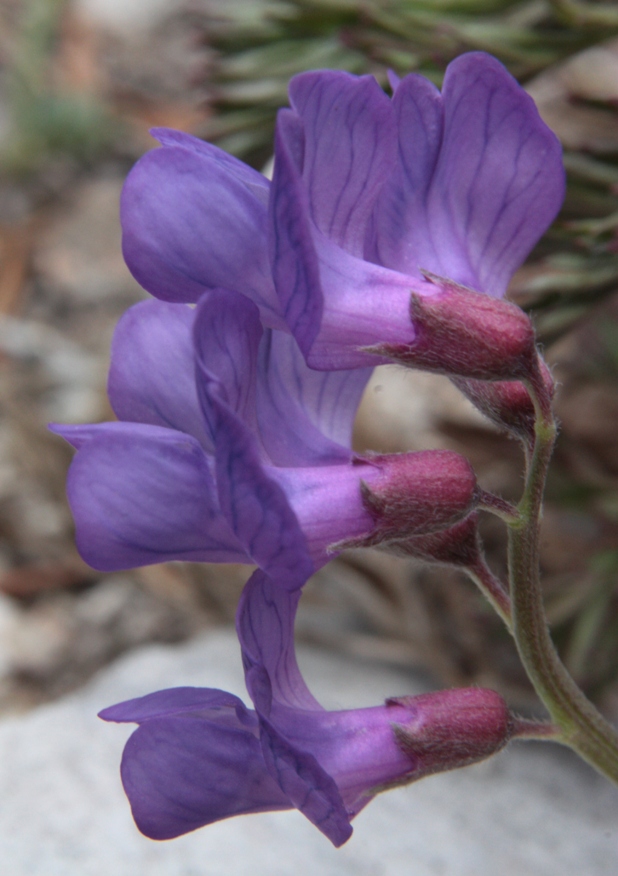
[1, 0, 117, 175]
[200, 0, 618, 159]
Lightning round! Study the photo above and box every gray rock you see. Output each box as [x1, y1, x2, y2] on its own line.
[0, 630, 616, 875]
[75, 0, 183, 34]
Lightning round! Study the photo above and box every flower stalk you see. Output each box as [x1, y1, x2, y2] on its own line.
[507, 370, 618, 783]
[464, 558, 512, 630]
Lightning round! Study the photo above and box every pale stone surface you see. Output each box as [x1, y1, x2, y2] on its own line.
[0, 630, 616, 875]
[75, 0, 183, 33]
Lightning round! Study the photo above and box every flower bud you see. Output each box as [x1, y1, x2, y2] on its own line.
[365, 273, 538, 383]
[387, 687, 513, 782]
[452, 358, 555, 444]
[348, 450, 479, 548]
[387, 512, 483, 568]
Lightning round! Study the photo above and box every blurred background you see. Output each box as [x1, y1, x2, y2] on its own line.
[0, 0, 618, 723]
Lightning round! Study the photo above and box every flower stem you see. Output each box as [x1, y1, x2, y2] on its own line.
[507, 376, 618, 783]
[477, 490, 519, 524]
[511, 717, 561, 741]
[465, 558, 512, 630]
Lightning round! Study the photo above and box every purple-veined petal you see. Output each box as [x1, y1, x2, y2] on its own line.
[121, 146, 285, 326]
[237, 572, 410, 845]
[239, 576, 410, 839]
[256, 328, 372, 467]
[270, 111, 419, 370]
[366, 72, 444, 277]
[108, 299, 212, 450]
[269, 109, 323, 358]
[193, 295, 314, 587]
[258, 714, 353, 847]
[51, 422, 245, 570]
[237, 570, 320, 713]
[118, 715, 291, 840]
[193, 289, 263, 445]
[237, 571, 352, 845]
[151, 128, 270, 203]
[371, 52, 565, 296]
[100, 687, 255, 726]
[288, 70, 395, 257]
[436, 52, 564, 295]
[209, 399, 314, 589]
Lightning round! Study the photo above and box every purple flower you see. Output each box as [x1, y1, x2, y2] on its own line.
[100, 570, 513, 846]
[120, 52, 564, 375]
[52, 290, 479, 588]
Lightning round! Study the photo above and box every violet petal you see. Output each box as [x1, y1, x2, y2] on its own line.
[372, 52, 565, 295]
[270, 110, 417, 369]
[119, 716, 291, 840]
[193, 295, 314, 587]
[367, 72, 443, 277]
[237, 573, 352, 846]
[256, 328, 371, 467]
[121, 146, 284, 326]
[193, 289, 263, 445]
[288, 70, 395, 256]
[150, 128, 269, 203]
[108, 299, 212, 451]
[209, 398, 314, 588]
[269, 109, 324, 360]
[99, 687, 255, 726]
[258, 714, 353, 848]
[237, 570, 320, 712]
[436, 52, 564, 296]
[51, 422, 244, 570]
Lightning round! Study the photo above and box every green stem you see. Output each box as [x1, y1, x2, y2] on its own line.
[549, 0, 618, 27]
[507, 378, 618, 783]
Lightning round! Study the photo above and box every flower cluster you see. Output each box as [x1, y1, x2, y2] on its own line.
[55, 51, 564, 844]
[51, 289, 481, 589]
[121, 52, 563, 378]
[101, 570, 513, 846]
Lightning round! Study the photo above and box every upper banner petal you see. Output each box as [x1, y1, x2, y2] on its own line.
[435, 52, 564, 296]
[194, 295, 314, 587]
[258, 714, 353, 847]
[289, 70, 395, 257]
[237, 571, 352, 846]
[209, 399, 314, 589]
[270, 109, 324, 360]
[371, 52, 564, 296]
[367, 72, 444, 278]
[270, 111, 416, 370]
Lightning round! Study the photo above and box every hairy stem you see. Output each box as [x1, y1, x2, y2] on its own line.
[507, 376, 618, 783]
[511, 717, 561, 741]
[465, 558, 512, 630]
